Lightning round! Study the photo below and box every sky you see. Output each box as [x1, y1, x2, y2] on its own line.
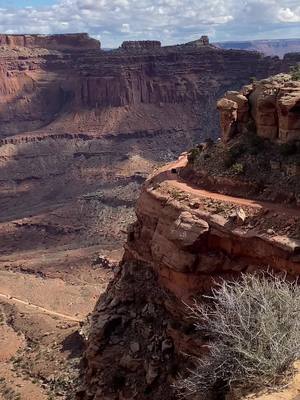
[0, 0, 299, 48]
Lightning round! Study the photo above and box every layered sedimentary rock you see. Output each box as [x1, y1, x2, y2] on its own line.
[121, 40, 161, 50]
[0, 33, 100, 51]
[79, 72, 300, 399]
[1, 38, 299, 138]
[218, 74, 300, 142]
[79, 152, 300, 399]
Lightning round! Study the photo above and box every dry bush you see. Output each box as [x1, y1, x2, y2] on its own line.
[176, 273, 300, 398]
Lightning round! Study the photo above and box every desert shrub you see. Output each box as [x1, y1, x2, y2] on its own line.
[223, 143, 246, 168]
[187, 148, 202, 164]
[230, 162, 244, 175]
[290, 64, 300, 81]
[176, 273, 300, 398]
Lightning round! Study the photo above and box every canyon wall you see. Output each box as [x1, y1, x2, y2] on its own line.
[1, 39, 298, 139]
[0, 33, 100, 51]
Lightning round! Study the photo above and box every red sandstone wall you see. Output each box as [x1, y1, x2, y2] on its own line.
[0, 33, 100, 51]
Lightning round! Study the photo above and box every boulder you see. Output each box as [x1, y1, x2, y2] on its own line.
[217, 98, 238, 142]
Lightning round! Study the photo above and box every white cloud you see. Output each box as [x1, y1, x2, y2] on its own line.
[0, 0, 299, 47]
[278, 6, 300, 22]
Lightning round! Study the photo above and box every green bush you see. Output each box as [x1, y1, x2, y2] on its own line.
[230, 162, 244, 175]
[176, 273, 300, 397]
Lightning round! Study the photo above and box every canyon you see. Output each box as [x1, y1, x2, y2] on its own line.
[0, 33, 299, 399]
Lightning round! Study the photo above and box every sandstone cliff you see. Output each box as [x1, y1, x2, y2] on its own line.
[78, 75, 300, 399]
[1, 37, 298, 138]
[0, 33, 100, 51]
[217, 74, 300, 143]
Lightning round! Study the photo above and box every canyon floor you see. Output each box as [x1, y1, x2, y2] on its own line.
[0, 127, 194, 399]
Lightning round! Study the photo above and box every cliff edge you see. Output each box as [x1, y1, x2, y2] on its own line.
[77, 73, 300, 399]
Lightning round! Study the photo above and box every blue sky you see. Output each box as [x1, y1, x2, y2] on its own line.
[0, 0, 299, 48]
[0, 0, 53, 6]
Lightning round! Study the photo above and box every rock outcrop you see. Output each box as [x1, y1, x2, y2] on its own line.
[79, 153, 300, 399]
[218, 74, 300, 143]
[0, 33, 100, 51]
[121, 40, 161, 50]
[78, 74, 300, 399]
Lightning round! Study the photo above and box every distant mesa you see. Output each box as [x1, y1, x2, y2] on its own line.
[185, 35, 210, 47]
[0, 33, 101, 51]
[215, 38, 300, 58]
[121, 40, 162, 51]
[120, 36, 210, 51]
[0, 33, 212, 53]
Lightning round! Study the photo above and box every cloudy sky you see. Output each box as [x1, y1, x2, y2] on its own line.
[0, 0, 299, 48]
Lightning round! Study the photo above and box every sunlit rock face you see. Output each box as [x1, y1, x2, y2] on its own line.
[218, 74, 300, 143]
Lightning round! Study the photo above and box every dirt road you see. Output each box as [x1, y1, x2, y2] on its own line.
[0, 292, 82, 322]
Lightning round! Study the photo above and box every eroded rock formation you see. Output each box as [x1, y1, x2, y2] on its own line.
[0, 33, 100, 51]
[1, 37, 298, 138]
[79, 79, 300, 399]
[218, 74, 300, 142]
[121, 40, 161, 50]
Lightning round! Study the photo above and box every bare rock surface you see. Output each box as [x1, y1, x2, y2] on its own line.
[79, 154, 300, 399]
[79, 69, 300, 399]
[218, 73, 300, 142]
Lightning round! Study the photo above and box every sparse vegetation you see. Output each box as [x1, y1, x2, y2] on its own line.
[176, 273, 300, 398]
[230, 162, 244, 175]
[169, 188, 189, 201]
[290, 64, 300, 81]
[224, 143, 246, 168]
[187, 147, 203, 164]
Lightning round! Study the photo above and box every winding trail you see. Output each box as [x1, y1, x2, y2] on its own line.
[0, 292, 82, 322]
[159, 155, 300, 217]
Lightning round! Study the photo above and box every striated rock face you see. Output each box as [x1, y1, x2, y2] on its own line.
[0, 33, 100, 51]
[125, 157, 300, 294]
[218, 74, 300, 143]
[1, 39, 299, 138]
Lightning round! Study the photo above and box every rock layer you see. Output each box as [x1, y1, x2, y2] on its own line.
[218, 74, 300, 142]
[79, 155, 300, 399]
[1, 40, 298, 138]
[0, 33, 100, 51]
